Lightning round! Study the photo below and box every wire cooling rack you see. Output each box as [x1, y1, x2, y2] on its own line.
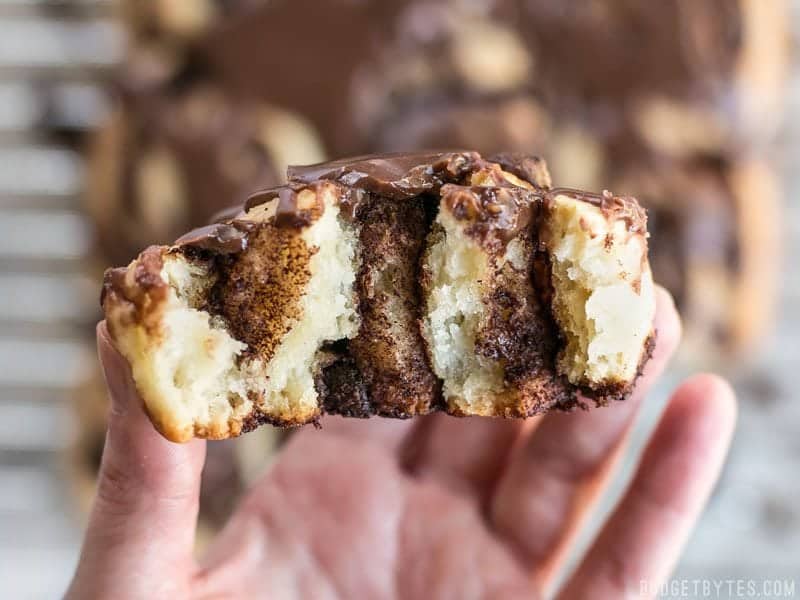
[0, 0, 121, 596]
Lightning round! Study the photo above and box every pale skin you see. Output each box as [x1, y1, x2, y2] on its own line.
[66, 287, 737, 599]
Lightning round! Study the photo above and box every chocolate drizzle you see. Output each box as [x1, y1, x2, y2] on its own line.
[174, 221, 252, 254]
[244, 185, 286, 212]
[441, 184, 534, 249]
[275, 188, 308, 228]
[548, 187, 648, 235]
[488, 153, 552, 190]
[171, 151, 647, 260]
[287, 151, 481, 199]
[243, 151, 488, 216]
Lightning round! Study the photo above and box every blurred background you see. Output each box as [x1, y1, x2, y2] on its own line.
[0, 0, 797, 596]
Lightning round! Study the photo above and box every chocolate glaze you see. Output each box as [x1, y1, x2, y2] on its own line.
[172, 152, 647, 262]
[441, 184, 535, 249]
[244, 185, 285, 212]
[548, 188, 648, 235]
[244, 151, 490, 216]
[89, 72, 280, 265]
[174, 222, 250, 254]
[244, 184, 328, 227]
[287, 151, 482, 199]
[489, 152, 552, 190]
[274, 187, 320, 228]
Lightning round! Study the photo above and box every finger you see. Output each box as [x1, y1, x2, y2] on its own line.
[317, 414, 418, 456]
[491, 286, 681, 586]
[67, 323, 206, 598]
[195, 429, 412, 597]
[557, 375, 736, 600]
[403, 413, 530, 506]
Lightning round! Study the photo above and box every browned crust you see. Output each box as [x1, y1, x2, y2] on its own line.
[240, 403, 319, 432]
[579, 332, 656, 405]
[101, 246, 204, 441]
[101, 246, 170, 341]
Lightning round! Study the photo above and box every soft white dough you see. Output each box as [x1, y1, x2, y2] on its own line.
[546, 194, 655, 386]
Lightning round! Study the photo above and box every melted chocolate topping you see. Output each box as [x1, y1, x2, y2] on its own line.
[287, 151, 481, 199]
[173, 151, 646, 256]
[244, 150, 488, 214]
[548, 188, 648, 235]
[243, 185, 286, 211]
[442, 184, 535, 248]
[174, 222, 251, 254]
[489, 153, 552, 190]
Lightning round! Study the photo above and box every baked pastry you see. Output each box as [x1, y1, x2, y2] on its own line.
[101, 151, 655, 442]
[86, 75, 324, 265]
[101, 0, 784, 366]
[121, 0, 266, 47]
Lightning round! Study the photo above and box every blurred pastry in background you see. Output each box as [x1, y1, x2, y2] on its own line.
[115, 0, 266, 97]
[196, 0, 410, 154]
[120, 0, 266, 53]
[346, 0, 787, 362]
[67, 374, 110, 520]
[615, 157, 780, 362]
[515, 0, 788, 141]
[351, 1, 543, 154]
[85, 63, 325, 265]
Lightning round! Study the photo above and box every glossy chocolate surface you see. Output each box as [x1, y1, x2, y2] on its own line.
[174, 222, 251, 254]
[548, 188, 648, 235]
[287, 151, 480, 199]
[174, 151, 645, 257]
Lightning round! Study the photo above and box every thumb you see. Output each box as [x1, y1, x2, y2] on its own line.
[67, 322, 206, 599]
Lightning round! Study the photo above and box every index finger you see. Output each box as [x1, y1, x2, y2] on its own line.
[490, 286, 682, 588]
[67, 323, 206, 598]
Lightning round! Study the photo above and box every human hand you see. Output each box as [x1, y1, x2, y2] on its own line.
[66, 287, 736, 599]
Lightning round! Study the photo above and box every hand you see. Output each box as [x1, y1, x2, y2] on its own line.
[66, 288, 736, 600]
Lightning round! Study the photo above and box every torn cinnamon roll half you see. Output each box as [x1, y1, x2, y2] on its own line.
[101, 151, 655, 442]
